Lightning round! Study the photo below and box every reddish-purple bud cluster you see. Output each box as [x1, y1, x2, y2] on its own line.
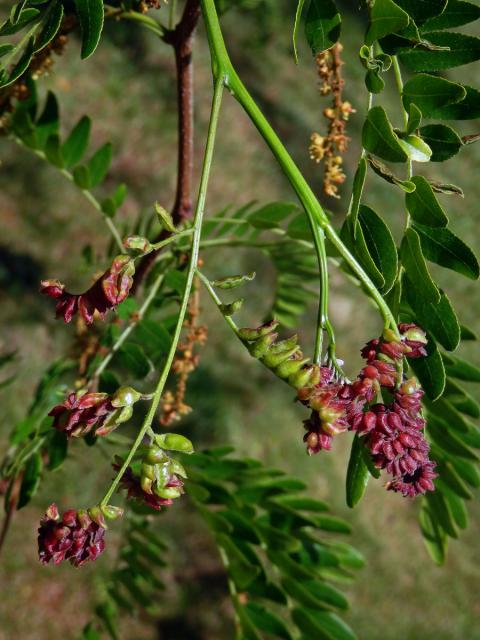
[114, 461, 184, 511]
[49, 391, 115, 438]
[40, 255, 135, 324]
[38, 504, 105, 567]
[299, 324, 436, 498]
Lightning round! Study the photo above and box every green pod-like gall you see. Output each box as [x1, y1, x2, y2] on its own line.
[268, 334, 298, 354]
[238, 320, 279, 341]
[275, 357, 310, 380]
[87, 506, 107, 528]
[156, 433, 194, 454]
[101, 505, 124, 520]
[262, 344, 301, 368]
[249, 332, 278, 358]
[154, 485, 183, 500]
[111, 386, 142, 408]
[169, 458, 188, 478]
[145, 445, 169, 465]
[288, 364, 321, 389]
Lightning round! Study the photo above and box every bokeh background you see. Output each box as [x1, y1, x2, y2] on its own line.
[0, 1, 479, 638]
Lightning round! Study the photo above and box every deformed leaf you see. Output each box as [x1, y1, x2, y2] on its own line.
[211, 272, 256, 289]
[367, 155, 415, 192]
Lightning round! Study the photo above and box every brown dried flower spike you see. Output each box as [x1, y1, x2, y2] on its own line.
[309, 43, 355, 198]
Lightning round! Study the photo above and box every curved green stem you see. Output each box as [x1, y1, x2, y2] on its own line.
[100, 77, 224, 507]
[200, 0, 398, 335]
[104, 5, 165, 37]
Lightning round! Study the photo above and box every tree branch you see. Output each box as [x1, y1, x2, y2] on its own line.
[132, 0, 201, 291]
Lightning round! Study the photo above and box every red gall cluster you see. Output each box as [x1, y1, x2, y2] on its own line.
[300, 324, 436, 497]
[40, 255, 135, 324]
[48, 387, 141, 438]
[38, 504, 106, 567]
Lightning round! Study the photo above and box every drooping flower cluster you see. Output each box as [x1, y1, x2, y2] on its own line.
[40, 255, 135, 324]
[48, 387, 141, 438]
[38, 504, 106, 567]
[308, 43, 355, 198]
[296, 324, 436, 497]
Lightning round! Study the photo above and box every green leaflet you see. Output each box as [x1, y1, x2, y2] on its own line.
[419, 505, 447, 565]
[419, 124, 463, 161]
[244, 602, 293, 640]
[358, 204, 398, 293]
[406, 103, 422, 134]
[365, 0, 410, 45]
[402, 73, 466, 118]
[399, 31, 480, 71]
[114, 343, 151, 379]
[421, 0, 480, 30]
[404, 280, 460, 351]
[410, 337, 445, 400]
[348, 156, 367, 235]
[74, 0, 105, 59]
[442, 353, 480, 383]
[304, 0, 341, 54]
[413, 223, 479, 280]
[292, 608, 357, 640]
[248, 202, 299, 228]
[362, 106, 408, 162]
[62, 116, 91, 167]
[346, 433, 369, 508]
[405, 176, 448, 227]
[400, 228, 440, 302]
[34, 0, 64, 53]
[88, 142, 113, 187]
[17, 451, 43, 509]
[394, 0, 447, 23]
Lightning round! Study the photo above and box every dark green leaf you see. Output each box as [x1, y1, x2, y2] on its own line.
[410, 338, 445, 400]
[394, 0, 447, 23]
[443, 354, 480, 382]
[292, 608, 357, 640]
[406, 103, 422, 134]
[72, 165, 91, 189]
[269, 495, 329, 513]
[304, 0, 341, 54]
[399, 31, 480, 70]
[450, 458, 480, 488]
[311, 515, 351, 534]
[34, 0, 64, 53]
[268, 551, 316, 581]
[365, 68, 385, 93]
[35, 91, 59, 149]
[47, 430, 68, 471]
[426, 397, 470, 433]
[365, 0, 410, 45]
[405, 282, 460, 351]
[405, 176, 448, 227]
[429, 85, 480, 120]
[135, 320, 171, 364]
[444, 379, 480, 418]
[44, 133, 64, 168]
[419, 505, 447, 565]
[400, 228, 440, 302]
[74, 0, 105, 59]
[115, 343, 150, 378]
[346, 433, 369, 508]
[413, 223, 479, 280]
[441, 488, 469, 529]
[425, 491, 457, 538]
[435, 460, 472, 500]
[17, 451, 43, 509]
[349, 157, 367, 235]
[402, 73, 465, 117]
[0, 37, 34, 88]
[358, 204, 398, 293]
[340, 220, 384, 290]
[88, 142, 112, 187]
[62, 116, 91, 168]
[421, 0, 480, 30]
[244, 603, 293, 640]
[362, 106, 408, 162]
[257, 523, 301, 552]
[427, 417, 478, 461]
[419, 124, 463, 161]
[216, 534, 260, 590]
[0, 9, 39, 36]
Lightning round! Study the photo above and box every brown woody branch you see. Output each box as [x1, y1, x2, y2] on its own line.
[132, 0, 201, 291]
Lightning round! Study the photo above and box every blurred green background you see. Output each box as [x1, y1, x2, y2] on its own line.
[0, 1, 479, 638]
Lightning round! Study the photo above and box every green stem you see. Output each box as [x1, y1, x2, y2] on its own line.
[13, 138, 125, 253]
[100, 77, 224, 507]
[150, 228, 193, 251]
[104, 5, 165, 37]
[199, 0, 397, 334]
[196, 269, 240, 336]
